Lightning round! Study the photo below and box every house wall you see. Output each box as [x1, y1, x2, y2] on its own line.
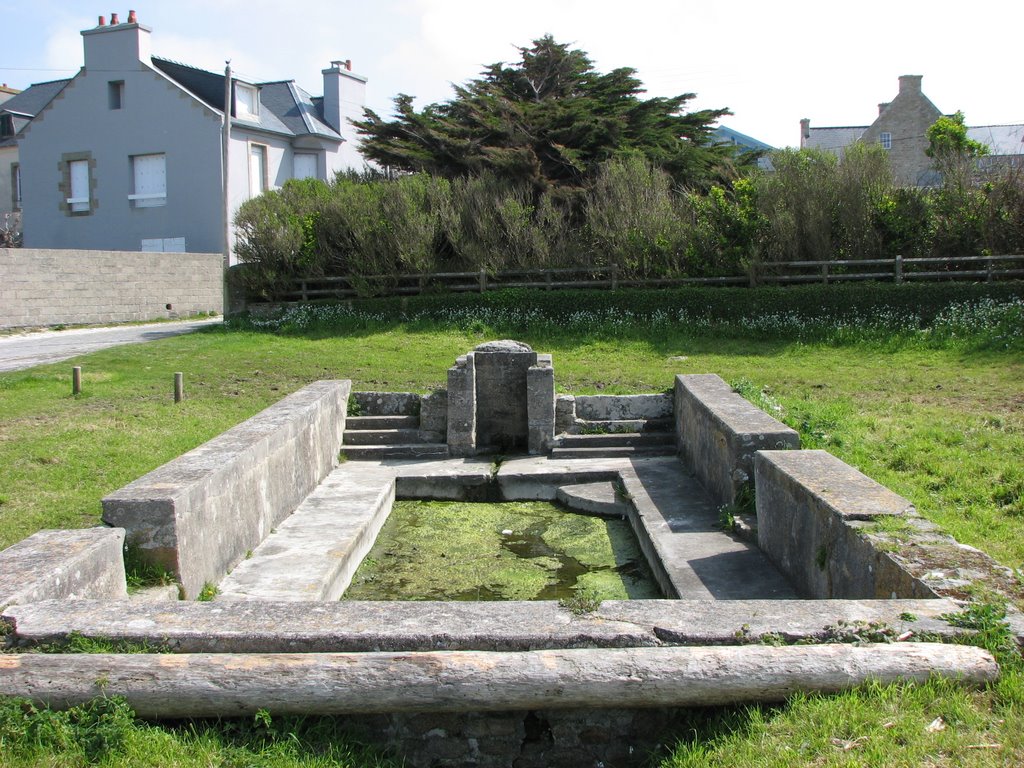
[0, 146, 16, 217]
[0, 248, 222, 328]
[855, 76, 941, 186]
[19, 65, 224, 253]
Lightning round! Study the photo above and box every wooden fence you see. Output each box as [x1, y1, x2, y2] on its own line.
[268, 254, 1024, 303]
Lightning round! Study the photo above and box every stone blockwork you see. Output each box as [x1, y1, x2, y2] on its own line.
[0, 528, 127, 611]
[674, 374, 800, 507]
[0, 248, 222, 329]
[101, 380, 350, 599]
[756, 450, 934, 599]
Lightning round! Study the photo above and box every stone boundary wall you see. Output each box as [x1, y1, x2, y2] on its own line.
[101, 380, 351, 599]
[0, 248, 223, 329]
[755, 450, 935, 599]
[674, 374, 800, 507]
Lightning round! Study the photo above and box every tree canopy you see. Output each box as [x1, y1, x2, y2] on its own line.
[926, 111, 989, 162]
[353, 36, 737, 196]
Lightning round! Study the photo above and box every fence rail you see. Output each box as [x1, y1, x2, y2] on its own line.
[265, 254, 1024, 303]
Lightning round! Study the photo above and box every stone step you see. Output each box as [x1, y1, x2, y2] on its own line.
[345, 415, 419, 430]
[217, 464, 398, 602]
[574, 417, 674, 434]
[343, 429, 431, 446]
[556, 481, 631, 518]
[549, 444, 675, 459]
[343, 444, 450, 460]
[557, 432, 674, 449]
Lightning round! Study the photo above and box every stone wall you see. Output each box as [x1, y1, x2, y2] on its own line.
[101, 380, 350, 599]
[0, 248, 222, 328]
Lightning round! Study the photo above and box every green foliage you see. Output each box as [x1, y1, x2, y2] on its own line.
[353, 35, 734, 194]
[196, 582, 219, 602]
[927, 111, 989, 161]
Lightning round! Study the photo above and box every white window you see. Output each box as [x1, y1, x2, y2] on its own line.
[249, 144, 268, 196]
[68, 159, 90, 212]
[129, 153, 167, 208]
[108, 81, 124, 110]
[293, 153, 317, 180]
[236, 83, 259, 118]
[880, 132, 892, 150]
[141, 237, 186, 252]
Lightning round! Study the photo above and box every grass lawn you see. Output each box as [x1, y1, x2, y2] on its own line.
[1, 304, 1023, 766]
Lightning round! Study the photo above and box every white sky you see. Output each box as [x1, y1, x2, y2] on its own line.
[1, 0, 1021, 149]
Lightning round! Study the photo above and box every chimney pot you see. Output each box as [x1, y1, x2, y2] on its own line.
[98, 15, 106, 25]
[344, 59, 352, 71]
[110, 12, 119, 24]
[127, 9, 137, 23]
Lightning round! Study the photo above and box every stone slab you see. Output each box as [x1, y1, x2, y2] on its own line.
[674, 374, 800, 507]
[756, 449, 932, 599]
[555, 482, 630, 518]
[575, 394, 672, 421]
[101, 380, 350, 599]
[3, 598, 965, 653]
[0, 528, 127, 611]
[218, 463, 396, 602]
[353, 391, 420, 417]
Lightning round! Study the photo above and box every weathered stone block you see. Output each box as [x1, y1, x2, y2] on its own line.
[0, 528, 127, 611]
[755, 449, 934, 599]
[353, 391, 420, 416]
[674, 373, 799, 507]
[473, 340, 537, 452]
[101, 380, 350, 599]
[447, 355, 476, 457]
[419, 390, 448, 437]
[576, 394, 672, 421]
[526, 361, 554, 455]
[554, 395, 576, 435]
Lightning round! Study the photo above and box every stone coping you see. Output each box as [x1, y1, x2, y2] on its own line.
[3, 598, 966, 653]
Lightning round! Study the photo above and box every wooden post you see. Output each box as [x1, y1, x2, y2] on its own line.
[478, 269, 486, 293]
[72, 366, 82, 396]
[545, 271, 553, 291]
[895, 254, 903, 284]
[748, 258, 759, 288]
[174, 373, 184, 403]
[821, 262, 829, 285]
[610, 263, 619, 291]
[986, 256, 994, 283]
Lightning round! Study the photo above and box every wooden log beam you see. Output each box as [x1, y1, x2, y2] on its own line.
[0, 644, 996, 718]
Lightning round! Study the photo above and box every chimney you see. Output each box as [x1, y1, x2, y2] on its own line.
[898, 75, 923, 94]
[82, 12, 152, 70]
[800, 118, 810, 147]
[322, 59, 367, 136]
[878, 102, 890, 115]
[98, 15, 106, 26]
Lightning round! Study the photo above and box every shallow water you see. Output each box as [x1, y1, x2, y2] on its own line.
[342, 499, 662, 601]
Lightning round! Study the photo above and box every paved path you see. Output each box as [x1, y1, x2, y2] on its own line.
[0, 318, 222, 373]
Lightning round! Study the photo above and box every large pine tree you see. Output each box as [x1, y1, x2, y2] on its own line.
[353, 36, 736, 195]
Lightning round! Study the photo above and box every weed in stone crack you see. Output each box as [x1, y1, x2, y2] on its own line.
[197, 583, 219, 602]
[346, 398, 362, 417]
[899, 612, 918, 622]
[815, 546, 829, 571]
[823, 620, 900, 644]
[559, 589, 602, 616]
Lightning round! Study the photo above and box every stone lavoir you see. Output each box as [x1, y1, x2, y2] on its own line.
[0, 341, 1014, 767]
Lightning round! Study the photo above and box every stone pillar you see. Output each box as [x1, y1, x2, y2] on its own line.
[419, 389, 448, 443]
[527, 354, 555, 454]
[446, 354, 476, 456]
[555, 395, 576, 435]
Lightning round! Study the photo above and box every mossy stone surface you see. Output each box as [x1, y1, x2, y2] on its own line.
[343, 500, 661, 601]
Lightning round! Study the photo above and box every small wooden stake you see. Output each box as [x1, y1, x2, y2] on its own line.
[174, 372, 184, 403]
[72, 366, 82, 395]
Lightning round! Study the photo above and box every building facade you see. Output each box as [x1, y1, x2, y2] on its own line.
[18, 12, 368, 255]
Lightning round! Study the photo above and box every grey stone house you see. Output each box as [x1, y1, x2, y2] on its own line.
[18, 12, 368, 254]
[0, 79, 71, 217]
[800, 75, 1024, 186]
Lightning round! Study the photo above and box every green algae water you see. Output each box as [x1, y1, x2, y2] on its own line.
[343, 500, 662, 601]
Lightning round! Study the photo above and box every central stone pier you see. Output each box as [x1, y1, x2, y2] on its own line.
[447, 340, 554, 456]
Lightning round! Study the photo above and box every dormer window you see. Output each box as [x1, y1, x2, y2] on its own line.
[235, 83, 259, 118]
